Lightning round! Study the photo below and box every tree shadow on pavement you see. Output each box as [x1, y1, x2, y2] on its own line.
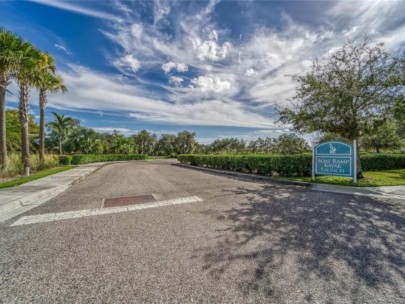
[196, 185, 405, 302]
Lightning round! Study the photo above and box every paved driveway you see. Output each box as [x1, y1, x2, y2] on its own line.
[1, 160, 404, 303]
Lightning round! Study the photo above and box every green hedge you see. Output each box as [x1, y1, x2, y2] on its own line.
[59, 154, 148, 165]
[58, 155, 72, 166]
[178, 154, 312, 177]
[361, 154, 405, 171]
[178, 154, 405, 176]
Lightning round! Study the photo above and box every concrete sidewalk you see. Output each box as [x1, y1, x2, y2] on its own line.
[0, 163, 105, 222]
[311, 183, 405, 200]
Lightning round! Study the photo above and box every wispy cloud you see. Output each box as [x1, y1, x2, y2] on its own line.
[16, 0, 405, 133]
[29, 0, 119, 21]
[45, 64, 278, 128]
[54, 43, 72, 55]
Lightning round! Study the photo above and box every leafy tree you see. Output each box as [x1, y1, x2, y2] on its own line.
[154, 134, 176, 156]
[248, 137, 276, 153]
[273, 134, 310, 154]
[392, 95, 405, 137]
[47, 112, 77, 155]
[109, 131, 134, 154]
[175, 131, 197, 154]
[133, 130, 157, 154]
[34, 55, 66, 162]
[278, 38, 404, 177]
[361, 120, 402, 153]
[209, 138, 246, 154]
[0, 29, 25, 166]
[194, 142, 209, 154]
[65, 126, 99, 154]
[314, 133, 348, 145]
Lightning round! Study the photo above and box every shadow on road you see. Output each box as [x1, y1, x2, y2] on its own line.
[196, 185, 405, 302]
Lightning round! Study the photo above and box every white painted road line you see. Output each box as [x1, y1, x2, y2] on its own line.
[10, 196, 203, 226]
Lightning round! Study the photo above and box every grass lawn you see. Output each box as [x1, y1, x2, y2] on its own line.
[286, 169, 405, 187]
[0, 166, 75, 189]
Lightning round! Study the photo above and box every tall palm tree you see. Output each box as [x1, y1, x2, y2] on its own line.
[47, 112, 74, 155]
[0, 28, 25, 167]
[15, 43, 40, 175]
[35, 71, 67, 162]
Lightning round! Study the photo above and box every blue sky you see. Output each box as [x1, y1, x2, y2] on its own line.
[1, 0, 404, 143]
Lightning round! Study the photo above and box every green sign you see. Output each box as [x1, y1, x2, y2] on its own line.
[313, 141, 357, 182]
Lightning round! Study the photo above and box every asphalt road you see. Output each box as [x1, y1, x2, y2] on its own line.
[1, 160, 404, 303]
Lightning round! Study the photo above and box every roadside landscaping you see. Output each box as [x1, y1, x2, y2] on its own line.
[59, 154, 148, 165]
[178, 154, 405, 187]
[0, 166, 75, 189]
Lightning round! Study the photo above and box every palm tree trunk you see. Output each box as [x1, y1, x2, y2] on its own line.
[19, 83, 30, 174]
[39, 88, 46, 163]
[0, 71, 8, 167]
[59, 138, 62, 155]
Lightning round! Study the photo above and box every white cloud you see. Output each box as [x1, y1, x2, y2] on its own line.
[162, 61, 188, 74]
[153, 0, 171, 24]
[190, 76, 231, 92]
[115, 54, 141, 73]
[34, 64, 278, 129]
[169, 76, 184, 87]
[194, 37, 232, 62]
[176, 62, 188, 72]
[128, 98, 276, 128]
[28, 0, 403, 134]
[162, 61, 176, 73]
[245, 68, 257, 76]
[97, 0, 404, 131]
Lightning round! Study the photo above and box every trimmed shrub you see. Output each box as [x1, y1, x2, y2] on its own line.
[178, 154, 312, 177]
[361, 154, 405, 171]
[64, 154, 148, 165]
[58, 155, 72, 166]
[178, 153, 405, 176]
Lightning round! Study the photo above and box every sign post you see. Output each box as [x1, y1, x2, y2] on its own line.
[312, 145, 315, 181]
[313, 140, 357, 184]
[353, 140, 357, 184]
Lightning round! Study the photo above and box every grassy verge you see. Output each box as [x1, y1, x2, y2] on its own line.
[0, 166, 75, 189]
[285, 169, 405, 187]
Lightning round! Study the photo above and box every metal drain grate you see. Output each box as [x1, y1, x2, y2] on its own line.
[103, 194, 157, 208]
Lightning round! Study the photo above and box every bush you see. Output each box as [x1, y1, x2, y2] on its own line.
[58, 155, 72, 166]
[178, 153, 405, 177]
[64, 154, 148, 165]
[361, 154, 405, 171]
[1, 154, 59, 177]
[178, 154, 312, 177]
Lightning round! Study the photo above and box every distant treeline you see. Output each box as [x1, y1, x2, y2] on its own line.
[5, 109, 312, 156]
[6, 108, 403, 157]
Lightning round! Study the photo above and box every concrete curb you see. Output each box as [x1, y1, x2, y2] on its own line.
[0, 185, 68, 214]
[0, 164, 105, 223]
[175, 163, 405, 200]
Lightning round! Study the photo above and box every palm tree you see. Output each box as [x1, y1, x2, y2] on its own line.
[15, 42, 39, 175]
[0, 28, 25, 167]
[35, 70, 67, 162]
[47, 112, 75, 155]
